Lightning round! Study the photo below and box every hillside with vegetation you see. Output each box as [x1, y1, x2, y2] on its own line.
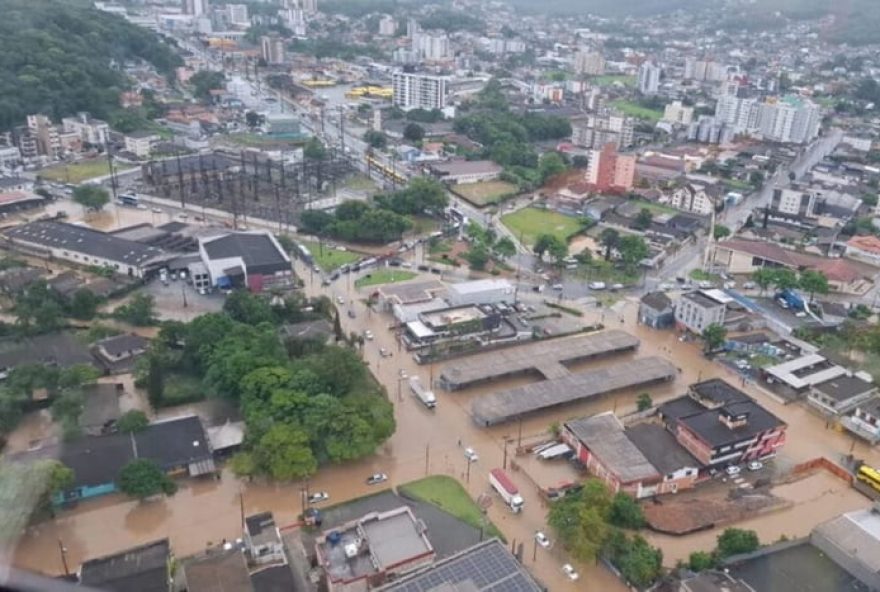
[0, 0, 182, 131]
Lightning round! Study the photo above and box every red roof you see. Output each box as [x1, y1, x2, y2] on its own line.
[847, 234, 880, 255]
[718, 239, 865, 283]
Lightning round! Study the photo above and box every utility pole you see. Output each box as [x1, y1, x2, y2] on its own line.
[424, 443, 430, 476]
[517, 416, 523, 449]
[58, 538, 70, 576]
[466, 458, 471, 483]
[239, 486, 245, 530]
[503, 438, 509, 470]
[532, 538, 538, 562]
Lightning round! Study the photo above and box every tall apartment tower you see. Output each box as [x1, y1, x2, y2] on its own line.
[392, 72, 447, 111]
[637, 61, 661, 95]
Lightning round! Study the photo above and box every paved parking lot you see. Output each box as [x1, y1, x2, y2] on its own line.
[141, 278, 224, 321]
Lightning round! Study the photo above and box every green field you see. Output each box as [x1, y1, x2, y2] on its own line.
[355, 269, 416, 288]
[39, 160, 135, 183]
[299, 239, 360, 271]
[610, 99, 663, 122]
[453, 181, 518, 207]
[501, 207, 584, 246]
[399, 476, 504, 540]
[628, 199, 678, 215]
[592, 75, 636, 88]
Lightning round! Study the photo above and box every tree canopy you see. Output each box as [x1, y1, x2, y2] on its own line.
[73, 185, 110, 212]
[118, 459, 177, 500]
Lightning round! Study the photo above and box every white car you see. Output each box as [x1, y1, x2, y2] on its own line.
[364, 330, 374, 341]
[464, 447, 478, 463]
[379, 347, 392, 358]
[336, 296, 345, 304]
[308, 491, 330, 504]
[562, 564, 579, 581]
[725, 465, 741, 476]
[366, 473, 388, 485]
[151, 207, 162, 214]
[748, 460, 764, 472]
[534, 531, 550, 548]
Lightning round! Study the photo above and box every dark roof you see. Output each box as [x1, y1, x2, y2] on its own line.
[640, 291, 672, 312]
[679, 400, 786, 449]
[690, 379, 752, 406]
[378, 538, 542, 592]
[245, 512, 276, 539]
[96, 334, 150, 357]
[79, 383, 122, 430]
[727, 541, 870, 592]
[250, 565, 297, 592]
[680, 570, 754, 592]
[280, 319, 334, 341]
[134, 416, 212, 470]
[729, 332, 772, 345]
[0, 332, 95, 370]
[858, 396, 880, 417]
[184, 550, 254, 592]
[658, 395, 705, 423]
[626, 423, 700, 474]
[62, 432, 134, 490]
[80, 539, 170, 592]
[202, 233, 289, 275]
[682, 291, 725, 309]
[812, 375, 876, 402]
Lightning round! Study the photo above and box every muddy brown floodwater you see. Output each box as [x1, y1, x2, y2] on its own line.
[10, 272, 880, 589]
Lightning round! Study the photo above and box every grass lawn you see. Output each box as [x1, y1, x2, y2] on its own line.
[299, 239, 360, 271]
[408, 216, 440, 235]
[592, 75, 636, 88]
[355, 269, 417, 288]
[160, 373, 207, 407]
[453, 181, 518, 207]
[609, 99, 663, 122]
[501, 207, 583, 246]
[689, 269, 722, 283]
[628, 199, 678, 215]
[39, 159, 135, 183]
[574, 259, 640, 285]
[399, 475, 504, 540]
[342, 174, 378, 193]
[725, 179, 753, 191]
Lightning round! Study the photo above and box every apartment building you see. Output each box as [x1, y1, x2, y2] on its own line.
[571, 113, 634, 149]
[585, 143, 636, 192]
[637, 61, 661, 95]
[392, 72, 447, 110]
[573, 50, 605, 76]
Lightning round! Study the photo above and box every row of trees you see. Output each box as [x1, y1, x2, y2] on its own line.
[599, 228, 650, 271]
[463, 223, 517, 270]
[751, 267, 829, 302]
[548, 479, 662, 588]
[688, 528, 760, 571]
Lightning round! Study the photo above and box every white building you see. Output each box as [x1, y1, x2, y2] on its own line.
[225, 4, 249, 26]
[124, 131, 160, 159]
[0, 146, 21, 170]
[379, 15, 396, 36]
[61, 113, 110, 146]
[183, 0, 208, 16]
[663, 100, 694, 126]
[260, 35, 285, 64]
[637, 61, 661, 95]
[757, 96, 821, 145]
[683, 58, 727, 82]
[414, 31, 451, 61]
[571, 113, 634, 149]
[675, 290, 728, 334]
[392, 72, 447, 110]
[447, 279, 514, 307]
[573, 50, 604, 76]
[668, 183, 716, 216]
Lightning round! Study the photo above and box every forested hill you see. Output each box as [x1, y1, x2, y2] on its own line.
[0, 0, 183, 131]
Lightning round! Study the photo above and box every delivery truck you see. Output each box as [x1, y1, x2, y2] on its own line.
[489, 468, 524, 512]
[409, 376, 437, 409]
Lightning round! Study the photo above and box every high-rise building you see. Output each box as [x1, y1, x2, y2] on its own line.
[392, 72, 447, 110]
[684, 58, 727, 82]
[756, 96, 820, 144]
[571, 113, 634, 149]
[183, 0, 208, 16]
[585, 143, 636, 192]
[573, 50, 604, 76]
[379, 15, 396, 36]
[663, 100, 694, 126]
[637, 61, 661, 95]
[225, 4, 249, 26]
[414, 31, 451, 61]
[260, 35, 285, 65]
[300, 0, 317, 14]
[24, 114, 61, 159]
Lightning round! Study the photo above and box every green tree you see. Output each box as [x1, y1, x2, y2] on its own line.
[771, 268, 799, 291]
[34, 460, 75, 517]
[702, 323, 728, 353]
[715, 528, 760, 559]
[116, 410, 149, 433]
[713, 224, 731, 240]
[465, 244, 490, 270]
[68, 289, 99, 320]
[613, 534, 663, 588]
[223, 290, 275, 325]
[751, 267, 776, 295]
[493, 236, 517, 259]
[114, 293, 156, 326]
[608, 492, 645, 529]
[304, 137, 327, 160]
[749, 171, 765, 186]
[617, 235, 648, 269]
[403, 122, 425, 142]
[118, 459, 177, 500]
[538, 152, 567, 183]
[798, 270, 829, 303]
[636, 392, 652, 411]
[363, 130, 388, 149]
[633, 208, 653, 231]
[548, 479, 612, 562]
[14, 281, 65, 334]
[533, 233, 567, 263]
[72, 185, 110, 212]
[862, 192, 878, 208]
[254, 423, 317, 480]
[245, 110, 265, 129]
[600, 228, 620, 261]
[189, 71, 226, 102]
[688, 551, 714, 572]
[229, 451, 258, 479]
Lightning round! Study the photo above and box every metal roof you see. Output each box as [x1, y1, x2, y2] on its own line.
[565, 413, 660, 484]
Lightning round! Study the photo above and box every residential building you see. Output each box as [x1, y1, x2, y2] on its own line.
[24, 114, 61, 159]
[61, 112, 110, 146]
[225, 3, 249, 26]
[807, 374, 877, 416]
[300, 0, 317, 14]
[316, 506, 435, 592]
[4, 220, 167, 278]
[845, 235, 880, 265]
[377, 539, 542, 592]
[757, 95, 821, 145]
[413, 31, 451, 61]
[0, 145, 21, 169]
[771, 186, 817, 218]
[637, 61, 661, 95]
[764, 354, 849, 398]
[811, 510, 880, 591]
[571, 113, 634, 149]
[184, 550, 253, 592]
[658, 379, 787, 468]
[684, 58, 728, 82]
[92, 333, 150, 372]
[585, 143, 636, 192]
[842, 397, 880, 444]
[124, 131, 160, 158]
[0, 177, 33, 193]
[663, 100, 694, 126]
[260, 35, 285, 64]
[184, 0, 208, 16]
[79, 539, 172, 592]
[562, 412, 700, 498]
[639, 291, 674, 329]
[573, 50, 604, 75]
[714, 95, 758, 134]
[198, 231, 293, 292]
[244, 512, 285, 566]
[429, 160, 502, 184]
[378, 15, 396, 36]
[392, 72, 447, 110]
[0, 332, 95, 378]
[79, 383, 122, 436]
[446, 278, 513, 306]
[669, 182, 719, 216]
[675, 290, 727, 334]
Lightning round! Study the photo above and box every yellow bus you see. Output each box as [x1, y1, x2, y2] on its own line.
[366, 154, 407, 184]
[856, 464, 880, 493]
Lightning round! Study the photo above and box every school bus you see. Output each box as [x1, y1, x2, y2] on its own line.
[856, 464, 880, 493]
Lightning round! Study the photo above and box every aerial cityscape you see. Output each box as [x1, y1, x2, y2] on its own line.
[1, 0, 880, 591]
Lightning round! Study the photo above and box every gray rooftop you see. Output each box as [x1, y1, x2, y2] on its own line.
[440, 330, 640, 390]
[361, 509, 433, 570]
[471, 356, 677, 426]
[379, 279, 446, 305]
[812, 375, 876, 402]
[5, 221, 165, 267]
[625, 423, 700, 475]
[566, 413, 659, 483]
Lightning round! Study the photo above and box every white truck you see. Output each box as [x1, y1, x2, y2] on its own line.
[409, 376, 437, 409]
[489, 468, 524, 513]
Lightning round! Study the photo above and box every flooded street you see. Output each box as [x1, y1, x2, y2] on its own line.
[10, 264, 880, 589]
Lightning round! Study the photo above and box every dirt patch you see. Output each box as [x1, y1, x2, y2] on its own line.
[452, 181, 518, 207]
[644, 488, 788, 535]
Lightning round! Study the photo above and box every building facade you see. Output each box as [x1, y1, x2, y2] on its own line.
[675, 290, 726, 333]
[392, 72, 447, 110]
[637, 61, 661, 95]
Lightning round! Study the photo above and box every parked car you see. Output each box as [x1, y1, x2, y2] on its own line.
[551, 283, 564, 291]
[364, 330, 374, 341]
[725, 465, 741, 476]
[464, 447, 479, 463]
[366, 473, 388, 485]
[588, 281, 606, 290]
[379, 347, 392, 358]
[535, 532, 551, 548]
[308, 491, 330, 504]
[562, 564, 579, 581]
[347, 310, 356, 319]
[748, 460, 764, 471]
[336, 296, 345, 304]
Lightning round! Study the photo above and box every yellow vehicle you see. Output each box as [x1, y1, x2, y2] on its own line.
[366, 154, 406, 184]
[856, 464, 880, 493]
[345, 85, 393, 99]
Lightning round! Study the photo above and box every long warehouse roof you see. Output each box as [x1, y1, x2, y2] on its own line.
[471, 357, 677, 426]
